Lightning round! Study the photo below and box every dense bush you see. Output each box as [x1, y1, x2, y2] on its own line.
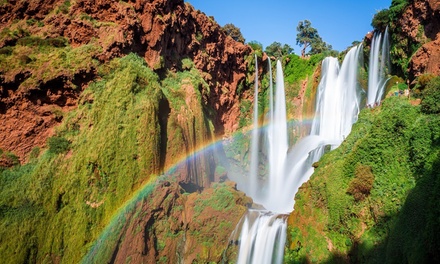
[421, 76, 440, 114]
[347, 164, 374, 201]
[389, 0, 409, 22]
[47, 136, 71, 154]
[265, 42, 293, 58]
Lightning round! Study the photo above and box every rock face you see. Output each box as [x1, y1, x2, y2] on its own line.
[398, 0, 440, 79]
[104, 180, 251, 264]
[0, 0, 252, 162]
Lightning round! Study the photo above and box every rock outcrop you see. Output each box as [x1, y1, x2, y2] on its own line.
[102, 180, 251, 264]
[0, 0, 253, 162]
[397, 0, 440, 79]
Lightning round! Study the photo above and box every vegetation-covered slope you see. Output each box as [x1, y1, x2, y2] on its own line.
[284, 1, 440, 262]
[285, 80, 440, 263]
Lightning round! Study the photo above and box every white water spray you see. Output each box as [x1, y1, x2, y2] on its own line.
[367, 28, 390, 107]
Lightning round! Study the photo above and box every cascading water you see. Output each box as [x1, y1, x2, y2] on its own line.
[367, 27, 390, 107]
[311, 46, 363, 147]
[233, 60, 290, 264]
[233, 46, 363, 263]
[249, 55, 260, 201]
[234, 210, 287, 264]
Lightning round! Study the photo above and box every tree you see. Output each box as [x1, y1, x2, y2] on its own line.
[309, 36, 328, 55]
[248, 41, 263, 52]
[222, 23, 245, 43]
[296, 20, 318, 57]
[265, 42, 293, 58]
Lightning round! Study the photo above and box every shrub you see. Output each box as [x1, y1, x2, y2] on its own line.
[421, 76, 440, 114]
[248, 41, 263, 53]
[47, 136, 71, 154]
[17, 36, 68, 48]
[372, 9, 390, 31]
[416, 73, 436, 91]
[57, 0, 71, 14]
[0, 46, 13, 55]
[284, 53, 324, 84]
[347, 164, 375, 201]
[0, 151, 20, 167]
[29, 147, 40, 160]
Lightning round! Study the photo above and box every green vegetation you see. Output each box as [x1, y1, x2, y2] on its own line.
[371, 9, 390, 32]
[284, 53, 324, 85]
[0, 36, 101, 90]
[47, 136, 71, 154]
[0, 150, 20, 169]
[347, 164, 375, 202]
[387, 0, 413, 77]
[222, 23, 245, 43]
[265, 42, 293, 58]
[247, 41, 263, 58]
[193, 182, 236, 216]
[371, 9, 390, 31]
[296, 20, 333, 57]
[286, 93, 440, 262]
[420, 76, 440, 114]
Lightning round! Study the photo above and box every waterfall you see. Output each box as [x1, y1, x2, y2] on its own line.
[234, 210, 287, 264]
[249, 54, 260, 200]
[311, 46, 363, 144]
[267, 60, 289, 212]
[367, 27, 390, 107]
[232, 59, 290, 264]
[234, 47, 363, 263]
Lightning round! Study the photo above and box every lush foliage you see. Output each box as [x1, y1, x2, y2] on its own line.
[265, 42, 293, 58]
[296, 20, 332, 57]
[284, 53, 325, 85]
[421, 76, 440, 114]
[372, 9, 390, 31]
[47, 136, 71, 154]
[286, 95, 440, 263]
[0, 33, 101, 90]
[222, 23, 245, 43]
[386, 0, 418, 77]
[246, 41, 265, 60]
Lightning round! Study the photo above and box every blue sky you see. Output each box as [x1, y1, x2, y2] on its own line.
[185, 0, 391, 54]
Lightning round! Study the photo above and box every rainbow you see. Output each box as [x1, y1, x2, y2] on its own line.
[81, 117, 316, 262]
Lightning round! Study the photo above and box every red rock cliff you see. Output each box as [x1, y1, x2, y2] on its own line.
[0, 0, 252, 162]
[398, 0, 440, 79]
